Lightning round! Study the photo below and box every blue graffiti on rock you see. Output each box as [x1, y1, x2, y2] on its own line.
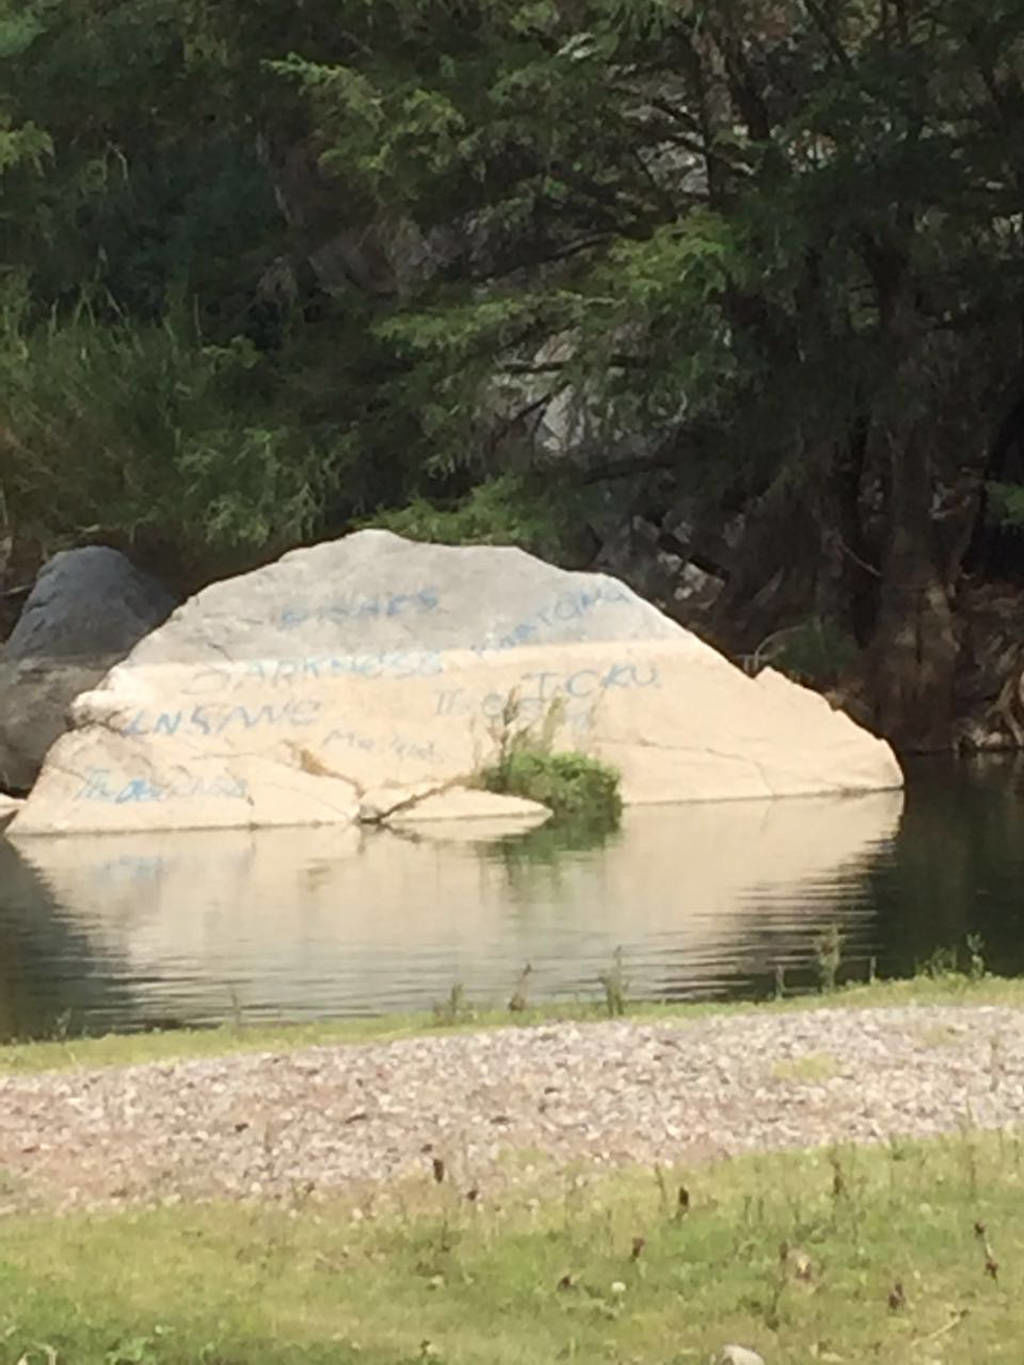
[74, 768, 250, 804]
[278, 587, 439, 631]
[474, 582, 633, 653]
[115, 696, 322, 738]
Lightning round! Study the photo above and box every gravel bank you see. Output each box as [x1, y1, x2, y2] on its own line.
[2, 1005, 1023, 1213]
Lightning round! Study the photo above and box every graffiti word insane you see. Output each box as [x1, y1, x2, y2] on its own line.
[114, 697, 321, 739]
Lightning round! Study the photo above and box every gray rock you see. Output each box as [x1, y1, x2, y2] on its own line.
[715, 1347, 766, 1365]
[4, 547, 177, 660]
[0, 548, 176, 791]
[125, 528, 683, 663]
[673, 561, 725, 613]
[592, 516, 724, 622]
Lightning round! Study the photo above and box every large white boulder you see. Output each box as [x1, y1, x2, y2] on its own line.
[7, 531, 901, 835]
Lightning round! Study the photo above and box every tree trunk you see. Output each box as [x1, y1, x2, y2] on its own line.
[834, 417, 880, 646]
[870, 425, 958, 751]
[813, 421, 880, 646]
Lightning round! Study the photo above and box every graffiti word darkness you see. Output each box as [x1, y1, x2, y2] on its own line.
[183, 651, 443, 696]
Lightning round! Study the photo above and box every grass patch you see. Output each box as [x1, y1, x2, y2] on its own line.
[3, 975, 1024, 1076]
[4, 1132, 1024, 1362]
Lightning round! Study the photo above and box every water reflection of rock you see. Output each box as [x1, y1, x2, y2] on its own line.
[12, 792, 903, 1029]
[0, 839, 137, 1040]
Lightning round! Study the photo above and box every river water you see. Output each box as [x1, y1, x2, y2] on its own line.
[2, 757, 1023, 1040]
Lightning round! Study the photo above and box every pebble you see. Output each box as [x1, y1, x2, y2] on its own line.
[716, 1348, 766, 1365]
[0, 1005, 1019, 1210]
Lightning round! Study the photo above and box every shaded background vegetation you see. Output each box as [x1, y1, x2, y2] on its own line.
[3, 0, 1024, 747]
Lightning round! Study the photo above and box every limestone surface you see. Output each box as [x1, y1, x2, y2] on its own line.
[0, 547, 177, 792]
[8, 530, 902, 835]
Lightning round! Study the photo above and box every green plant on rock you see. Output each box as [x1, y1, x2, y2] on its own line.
[485, 749, 622, 826]
[479, 693, 622, 829]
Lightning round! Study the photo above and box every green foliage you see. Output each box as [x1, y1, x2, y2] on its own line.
[478, 690, 622, 828]
[987, 482, 1024, 529]
[0, 0, 1021, 643]
[0, 304, 347, 567]
[479, 689, 623, 828]
[0, 6, 48, 60]
[482, 746, 623, 826]
[918, 936, 988, 985]
[431, 981, 471, 1026]
[754, 617, 861, 689]
[920, 945, 963, 981]
[0, 118, 51, 176]
[367, 474, 586, 563]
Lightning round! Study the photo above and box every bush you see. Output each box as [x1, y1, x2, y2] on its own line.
[478, 692, 623, 828]
[481, 748, 622, 827]
[0, 299, 346, 570]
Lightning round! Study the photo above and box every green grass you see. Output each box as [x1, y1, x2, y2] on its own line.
[5, 979, 1024, 1360]
[4, 974, 1024, 1076]
[3, 1130, 1024, 1363]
